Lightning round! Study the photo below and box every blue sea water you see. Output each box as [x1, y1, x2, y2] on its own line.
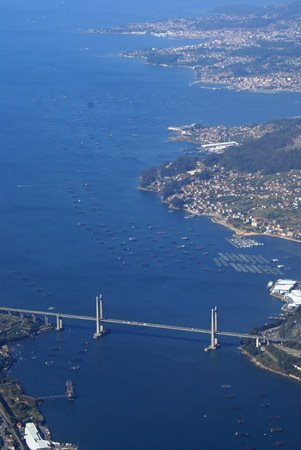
[1, 0, 301, 449]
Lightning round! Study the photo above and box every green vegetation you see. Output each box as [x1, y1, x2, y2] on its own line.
[242, 341, 301, 379]
[242, 308, 301, 381]
[274, 308, 301, 342]
[208, 118, 301, 174]
[0, 313, 51, 424]
[139, 117, 301, 241]
[140, 155, 197, 189]
[0, 315, 41, 347]
[0, 383, 43, 424]
[114, 1, 301, 93]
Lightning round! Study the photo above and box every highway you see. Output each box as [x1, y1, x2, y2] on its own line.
[102, 318, 263, 340]
[0, 306, 279, 342]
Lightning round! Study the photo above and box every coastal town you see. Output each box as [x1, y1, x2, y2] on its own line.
[141, 164, 301, 241]
[140, 116, 301, 242]
[92, 2, 301, 92]
[167, 121, 287, 148]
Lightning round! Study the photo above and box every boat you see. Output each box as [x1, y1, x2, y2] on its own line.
[234, 431, 249, 437]
[66, 379, 74, 400]
[270, 427, 283, 433]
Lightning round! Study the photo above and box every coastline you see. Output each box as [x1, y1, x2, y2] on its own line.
[139, 187, 301, 245]
[141, 185, 301, 384]
[240, 347, 301, 383]
[124, 55, 301, 95]
[208, 214, 301, 244]
[0, 316, 53, 446]
[176, 204, 301, 244]
[191, 79, 301, 94]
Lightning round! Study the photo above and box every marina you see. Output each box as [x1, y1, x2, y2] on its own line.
[226, 236, 264, 248]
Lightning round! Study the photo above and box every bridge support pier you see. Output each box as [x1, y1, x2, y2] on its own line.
[44, 315, 49, 326]
[256, 337, 261, 348]
[204, 306, 219, 352]
[93, 294, 105, 339]
[56, 315, 63, 331]
[32, 314, 36, 323]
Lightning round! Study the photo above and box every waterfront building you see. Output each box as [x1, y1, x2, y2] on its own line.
[286, 289, 301, 307]
[24, 423, 51, 450]
[271, 279, 297, 295]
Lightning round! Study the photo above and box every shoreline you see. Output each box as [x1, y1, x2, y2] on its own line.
[240, 347, 301, 383]
[91, 31, 301, 95]
[173, 204, 301, 244]
[208, 214, 301, 244]
[1, 318, 78, 449]
[0, 317, 53, 447]
[139, 187, 301, 245]
[123, 52, 301, 94]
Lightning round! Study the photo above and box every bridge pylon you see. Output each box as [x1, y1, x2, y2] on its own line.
[204, 306, 219, 352]
[93, 294, 105, 339]
[56, 315, 63, 331]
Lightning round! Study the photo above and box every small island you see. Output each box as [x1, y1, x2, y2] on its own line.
[139, 117, 301, 243]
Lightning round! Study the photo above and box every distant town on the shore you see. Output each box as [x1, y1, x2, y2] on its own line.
[90, 1, 301, 93]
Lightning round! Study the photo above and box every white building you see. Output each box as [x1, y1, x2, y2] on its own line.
[24, 423, 51, 450]
[286, 289, 301, 308]
[271, 279, 297, 295]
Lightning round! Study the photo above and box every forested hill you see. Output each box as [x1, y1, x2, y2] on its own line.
[206, 118, 301, 174]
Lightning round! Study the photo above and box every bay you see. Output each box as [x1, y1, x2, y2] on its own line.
[1, 0, 301, 449]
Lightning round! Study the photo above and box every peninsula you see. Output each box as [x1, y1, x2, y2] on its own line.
[139, 117, 301, 242]
[88, 1, 301, 93]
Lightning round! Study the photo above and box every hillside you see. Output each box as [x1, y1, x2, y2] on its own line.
[214, 118, 301, 174]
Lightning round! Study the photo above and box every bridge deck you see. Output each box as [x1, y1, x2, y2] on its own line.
[0, 306, 274, 341]
[102, 318, 261, 340]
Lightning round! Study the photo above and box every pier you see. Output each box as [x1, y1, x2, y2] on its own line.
[0, 298, 285, 349]
[37, 380, 74, 401]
